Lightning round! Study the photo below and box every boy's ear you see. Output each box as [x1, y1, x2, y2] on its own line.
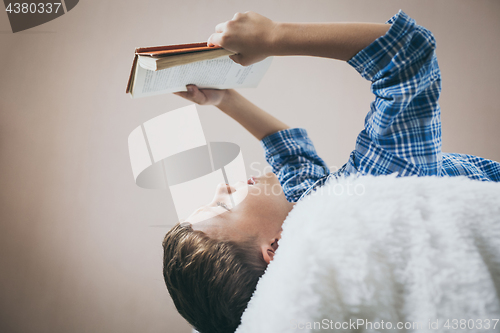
[261, 244, 275, 264]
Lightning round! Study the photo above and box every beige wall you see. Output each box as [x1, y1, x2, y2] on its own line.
[0, 1, 499, 332]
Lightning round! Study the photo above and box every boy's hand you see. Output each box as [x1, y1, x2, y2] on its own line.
[174, 85, 227, 106]
[208, 11, 277, 66]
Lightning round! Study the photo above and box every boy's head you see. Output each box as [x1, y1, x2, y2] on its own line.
[162, 172, 295, 332]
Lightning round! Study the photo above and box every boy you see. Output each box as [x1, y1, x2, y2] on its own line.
[163, 11, 500, 333]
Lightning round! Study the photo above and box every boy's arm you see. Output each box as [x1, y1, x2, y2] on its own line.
[211, 11, 443, 177]
[216, 89, 290, 140]
[175, 86, 289, 140]
[344, 11, 443, 176]
[208, 11, 390, 66]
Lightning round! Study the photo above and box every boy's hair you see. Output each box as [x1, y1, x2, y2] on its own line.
[162, 222, 268, 333]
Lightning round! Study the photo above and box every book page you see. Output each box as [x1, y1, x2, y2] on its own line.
[131, 56, 272, 98]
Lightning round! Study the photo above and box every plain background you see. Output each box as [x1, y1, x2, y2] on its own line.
[1, 1, 499, 332]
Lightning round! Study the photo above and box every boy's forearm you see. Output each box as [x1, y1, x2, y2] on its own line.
[209, 12, 391, 66]
[269, 22, 391, 61]
[216, 89, 289, 140]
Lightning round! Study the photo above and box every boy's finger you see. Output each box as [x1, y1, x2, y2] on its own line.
[215, 21, 227, 33]
[186, 85, 207, 104]
[208, 33, 222, 47]
[174, 87, 196, 100]
[173, 91, 188, 98]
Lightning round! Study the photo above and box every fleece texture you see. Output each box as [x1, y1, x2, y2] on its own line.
[236, 175, 500, 333]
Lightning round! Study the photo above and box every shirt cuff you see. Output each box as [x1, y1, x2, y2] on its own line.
[347, 10, 417, 81]
[260, 128, 311, 157]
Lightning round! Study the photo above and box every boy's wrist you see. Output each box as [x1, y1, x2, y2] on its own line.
[215, 89, 237, 110]
[265, 21, 281, 57]
[268, 22, 302, 57]
[268, 22, 287, 56]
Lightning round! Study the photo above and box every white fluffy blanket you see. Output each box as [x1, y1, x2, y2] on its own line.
[236, 175, 500, 333]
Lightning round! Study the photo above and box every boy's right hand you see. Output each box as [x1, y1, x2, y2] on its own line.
[208, 11, 277, 66]
[174, 85, 228, 106]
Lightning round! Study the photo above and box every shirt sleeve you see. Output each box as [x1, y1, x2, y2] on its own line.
[346, 10, 442, 177]
[260, 128, 330, 202]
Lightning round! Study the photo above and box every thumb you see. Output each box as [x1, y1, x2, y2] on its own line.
[186, 85, 209, 104]
[173, 85, 203, 104]
[229, 54, 243, 65]
[207, 33, 222, 47]
[173, 91, 188, 98]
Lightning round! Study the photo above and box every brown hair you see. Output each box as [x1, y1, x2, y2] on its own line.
[162, 222, 268, 333]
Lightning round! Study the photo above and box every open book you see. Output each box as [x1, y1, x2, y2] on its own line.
[126, 42, 273, 98]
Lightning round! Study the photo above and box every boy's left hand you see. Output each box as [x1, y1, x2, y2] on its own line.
[174, 84, 228, 106]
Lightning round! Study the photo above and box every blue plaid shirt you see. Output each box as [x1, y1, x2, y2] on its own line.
[261, 10, 500, 202]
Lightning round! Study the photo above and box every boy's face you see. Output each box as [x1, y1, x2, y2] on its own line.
[186, 172, 295, 262]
